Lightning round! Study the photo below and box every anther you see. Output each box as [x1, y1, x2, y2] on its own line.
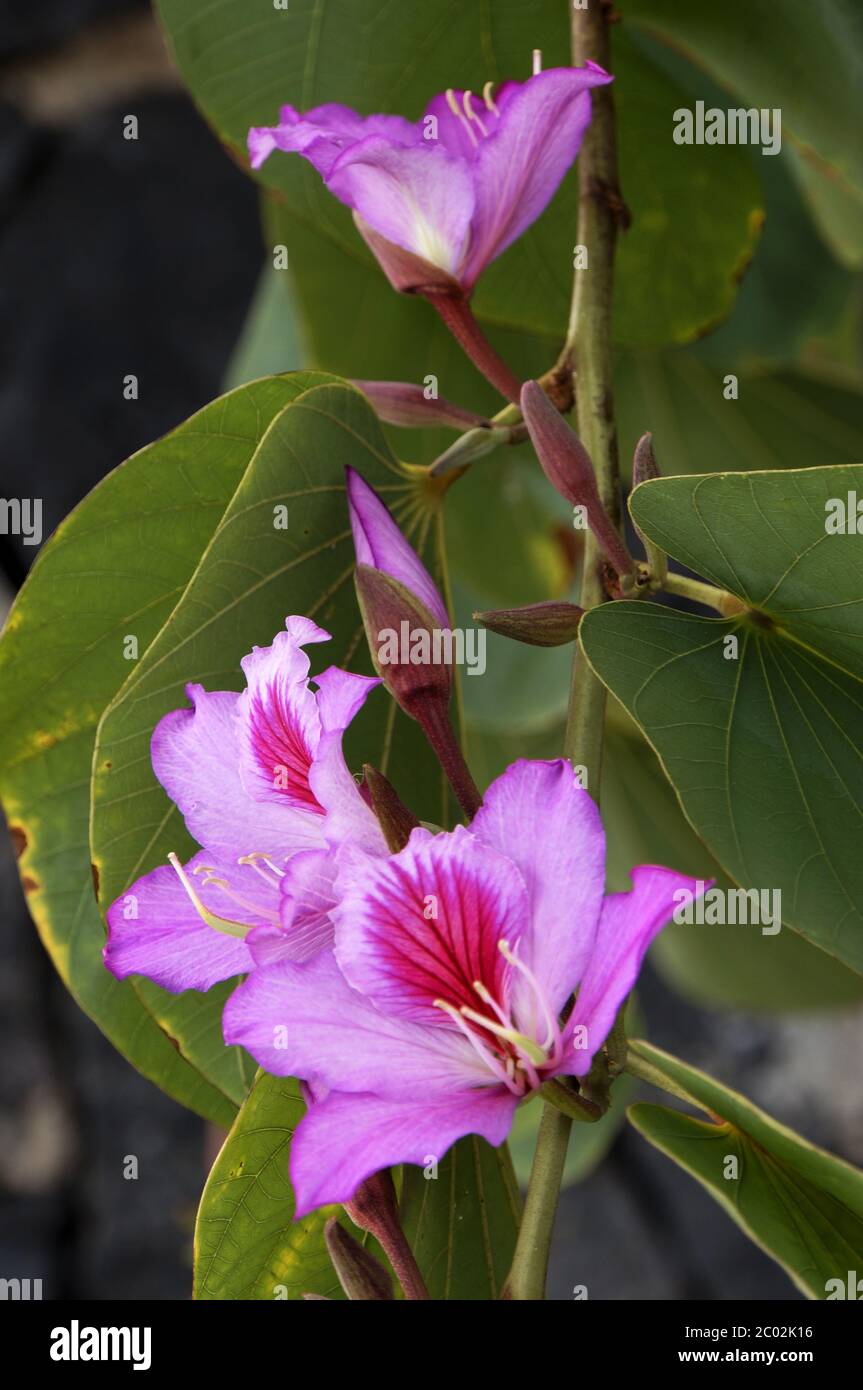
[167, 852, 251, 939]
[445, 88, 479, 146]
[482, 80, 499, 116]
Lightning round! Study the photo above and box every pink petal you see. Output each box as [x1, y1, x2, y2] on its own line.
[248, 102, 418, 177]
[291, 1088, 517, 1217]
[222, 950, 486, 1097]
[151, 684, 323, 861]
[333, 825, 529, 1026]
[564, 866, 707, 1076]
[238, 623, 329, 812]
[470, 759, 605, 1014]
[462, 65, 613, 287]
[345, 467, 450, 628]
[246, 848, 338, 965]
[327, 135, 474, 278]
[103, 849, 265, 992]
[309, 666, 387, 854]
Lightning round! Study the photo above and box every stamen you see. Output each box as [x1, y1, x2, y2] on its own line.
[462, 89, 488, 138]
[532, 49, 542, 76]
[237, 853, 284, 887]
[434, 999, 523, 1094]
[445, 88, 478, 147]
[498, 939, 558, 1057]
[168, 853, 251, 939]
[472, 979, 510, 1029]
[459, 1004, 547, 1068]
[482, 80, 499, 116]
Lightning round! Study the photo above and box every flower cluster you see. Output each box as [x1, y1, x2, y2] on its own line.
[106, 469, 700, 1216]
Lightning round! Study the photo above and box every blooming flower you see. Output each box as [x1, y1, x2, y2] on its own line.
[248, 65, 613, 297]
[224, 758, 704, 1216]
[103, 616, 384, 992]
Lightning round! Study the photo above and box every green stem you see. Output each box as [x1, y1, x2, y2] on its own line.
[503, 0, 624, 1303]
[661, 572, 731, 613]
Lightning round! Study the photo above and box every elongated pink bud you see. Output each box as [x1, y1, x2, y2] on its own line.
[521, 380, 635, 581]
[352, 380, 492, 432]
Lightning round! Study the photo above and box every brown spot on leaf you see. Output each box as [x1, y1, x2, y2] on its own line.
[91, 863, 100, 896]
[9, 825, 27, 859]
[21, 875, 38, 894]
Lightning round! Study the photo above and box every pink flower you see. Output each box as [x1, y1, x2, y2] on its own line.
[248, 65, 612, 297]
[103, 616, 384, 993]
[224, 758, 703, 1216]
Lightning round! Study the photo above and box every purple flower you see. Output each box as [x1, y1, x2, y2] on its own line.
[103, 616, 384, 993]
[223, 758, 704, 1216]
[248, 65, 612, 296]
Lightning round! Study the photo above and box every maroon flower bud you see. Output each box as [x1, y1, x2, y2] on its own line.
[474, 600, 585, 647]
[324, 1218, 394, 1301]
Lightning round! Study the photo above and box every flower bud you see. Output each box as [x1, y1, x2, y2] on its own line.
[521, 380, 635, 582]
[362, 763, 420, 852]
[352, 380, 492, 432]
[324, 1218, 394, 1301]
[631, 431, 667, 587]
[474, 600, 585, 647]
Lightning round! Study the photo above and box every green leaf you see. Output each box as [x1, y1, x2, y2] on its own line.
[194, 1072, 342, 1300]
[0, 375, 331, 1123]
[91, 380, 449, 926]
[603, 721, 863, 1011]
[627, 1039, 863, 1299]
[580, 464, 863, 973]
[625, 0, 863, 206]
[155, 0, 761, 348]
[399, 1137, 521, 1300]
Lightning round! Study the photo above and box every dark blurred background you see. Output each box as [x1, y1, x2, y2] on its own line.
[0, 1, 860, 1300]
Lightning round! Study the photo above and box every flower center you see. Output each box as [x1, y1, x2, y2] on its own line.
[433, 939, 562, 1097]
[444, 84, 499, 147]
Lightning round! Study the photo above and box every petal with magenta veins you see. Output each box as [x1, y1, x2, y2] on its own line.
[290, 1087, 517, 1218]
[345, 467, 450, 628]
[222, 949, 488, 1098]
[103, 849, 275, 992]
[333, 825, 530, 1027]
[238, 623, 330, 811]
[327, 136, 474, 277]
[470, 758, 605, 1016]
[309, 666, 386, 854]
[151, 684, 324, 860]
[563, 866, 708, 1076]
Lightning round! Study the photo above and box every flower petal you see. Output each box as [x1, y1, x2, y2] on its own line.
[151, 683, 323, 860]
[470, 758, 605, 1013]
[564, 866, 707, 1075]
[103, 850, 264, 992]
[248, 102, 418, 177]
[222, 950, 487, 1097]
[246, 848, 338, 965]
[291, 1088, 517, 1217]
[333, 826, 529, 1027]
[237, 621, 330, 811]
[462, 64, 613, 287]
[327, 136, 474, 277]
[346, 466, 449, 628]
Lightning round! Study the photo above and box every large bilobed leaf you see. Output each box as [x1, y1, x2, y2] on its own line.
[580, 464, 863, 972]
[0, 374, 336, 1124]
[625, 0, 863, 202]
[91, 380, 447, 914]
[195, 1072, 343, 1300]
[627, 1040, 863, 1300]
[603, 721, 863, 1011]
[155, 0, 761, 349]
[399, 1138, 521, 1301]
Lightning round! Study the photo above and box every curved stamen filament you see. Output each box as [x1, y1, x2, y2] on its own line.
[445, 88, 478, 147]
[434, 999, 523, 1095]
[482, 80, 499, 116]
[459, 1004, 547, 1068]
[168, 853, 251, 939]
[462, 90, 488, 138]
[194, 864, 280, 924]
[498, 939, 560, 1062]
[237, 852, 284, 887]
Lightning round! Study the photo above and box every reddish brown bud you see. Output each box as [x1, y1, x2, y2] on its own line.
[324, 1218, 394, 1301]
[474, 600, 585, 647]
